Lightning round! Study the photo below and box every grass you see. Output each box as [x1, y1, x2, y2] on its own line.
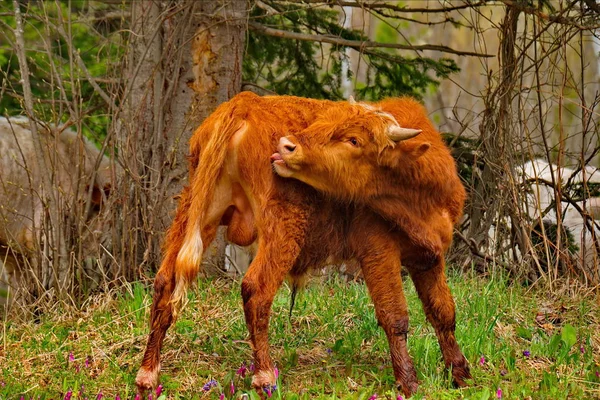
[0, 271, 599, 399]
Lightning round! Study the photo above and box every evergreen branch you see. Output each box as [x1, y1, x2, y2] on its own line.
[248, 21, 494, 57]
[284, 1, 487, 14]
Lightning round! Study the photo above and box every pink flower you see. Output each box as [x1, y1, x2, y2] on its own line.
[115, 396, 120, 400]
[396, 396, 404, 400]
[230, 380, 235, 395]
[479, 355, 485, 366]
[237, 362, 248, 378]
[134, 395, 140, 400]
[155, 385, 163, 397]
[274, 366, 279, 379]
[68, 352, 75, 363]
[96, 391, 103, 400]
[368, 395, 377, 400]
[85, 357, 90, 368]
[219, 394, 224, 400]
[64, 389, 73, 400]
[496, 388, 502, 399]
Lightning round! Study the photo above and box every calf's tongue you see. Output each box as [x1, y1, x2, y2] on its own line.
[270, 152, 283, 162]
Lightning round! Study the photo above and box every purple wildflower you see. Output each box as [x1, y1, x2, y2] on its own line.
[202, 379, 218, 392]
[85, 357, 90, 368]
[155, 385, 163, 397]
[580, 345, 585, 354]
[326, 348, 333, 355]
[596, 371, 600, 378]
[274, 366, 279, 379]
[76, 364, 81, 373]
[68, 352, 75, 363]
[64, 389, 73, 400]
[263, 385, 277, 398]
[368, 395, 377, 400]
[496, 388, 502, 399]
[249, 363, 255, 372]
[237, 362, 248, 378]
[230, 380, 235, 395]
[523, 350, 530, 358]
[479, 355, 485, 366]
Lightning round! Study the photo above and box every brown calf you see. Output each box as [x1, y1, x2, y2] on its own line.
[135, 92, 470, 397]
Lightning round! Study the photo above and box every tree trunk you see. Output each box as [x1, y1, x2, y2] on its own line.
[468, 3, 524, 271]
[113, 0, 248, 278]
[190, 0, 249, 273]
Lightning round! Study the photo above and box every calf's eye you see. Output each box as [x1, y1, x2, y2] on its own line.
[348, 138, 359, 146]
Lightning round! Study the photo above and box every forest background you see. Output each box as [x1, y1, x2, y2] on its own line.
[1, 0, 600, 398]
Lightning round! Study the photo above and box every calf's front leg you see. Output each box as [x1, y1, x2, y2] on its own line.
[407, 260, 471, 387]
[351, 215, 419, 397]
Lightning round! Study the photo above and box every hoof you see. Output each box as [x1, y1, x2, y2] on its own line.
[396, 380, 419, 398]
[452, 363, 472, 388]
[252, 369, 277, 398]
[135, 365, 159, 391]
[395, 362, 419, 398]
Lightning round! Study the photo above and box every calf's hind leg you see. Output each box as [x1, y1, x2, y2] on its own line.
[241, 203, 307, 393]
[407, 259, 471, 387]
[135, 192, 220, 391]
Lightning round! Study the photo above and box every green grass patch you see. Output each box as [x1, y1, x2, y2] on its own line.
[1, 272, 599, 399]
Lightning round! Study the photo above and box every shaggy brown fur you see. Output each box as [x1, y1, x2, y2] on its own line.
[136, 92, 470, 397]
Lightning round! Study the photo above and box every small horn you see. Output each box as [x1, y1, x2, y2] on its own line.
[387, 126, 422, 142]
[348, 95, 356, 104]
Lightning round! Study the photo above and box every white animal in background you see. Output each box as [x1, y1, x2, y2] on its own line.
[0, 117, 114, 305]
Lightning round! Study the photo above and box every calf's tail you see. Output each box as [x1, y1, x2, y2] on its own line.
[170, 106, 245, 314]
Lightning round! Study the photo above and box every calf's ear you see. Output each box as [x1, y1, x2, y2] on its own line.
[410, 142, 431, 158]
[379, 141, 431, 169]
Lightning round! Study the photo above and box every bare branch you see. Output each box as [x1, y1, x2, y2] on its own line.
[499, 0, 598, 29]
[248, 21, 494, 57]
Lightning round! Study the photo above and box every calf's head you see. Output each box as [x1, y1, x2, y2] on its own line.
[271, 100, 426, 199]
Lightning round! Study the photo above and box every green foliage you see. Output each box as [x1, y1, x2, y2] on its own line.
[441, 132, 481, 184]
[243, 3, 350, 99]
[2, 273, 599, 399]
[354, 55, 458, 101]
[244, 2, 459, 100]
[0, 1, 125, 142]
